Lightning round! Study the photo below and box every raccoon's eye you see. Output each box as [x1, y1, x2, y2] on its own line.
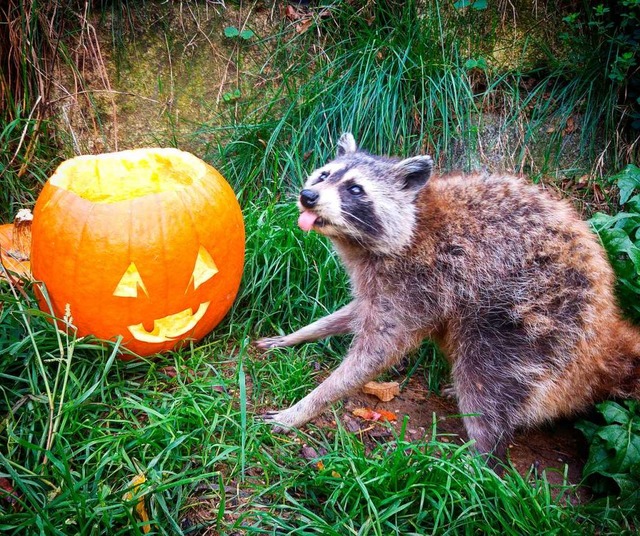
[317, 171, 330, 183]
[348, 184, 364, 196]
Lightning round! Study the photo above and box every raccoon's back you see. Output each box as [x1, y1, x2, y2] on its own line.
[415, 173, 609, 276]
[409, 172, 617, 325]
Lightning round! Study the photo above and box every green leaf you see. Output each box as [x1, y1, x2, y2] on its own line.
[613, 471, 640, 496]
[596, 425, 640, 472]
[579, 401, 640, 497]
[574, 419, 600, 442]
[464, 57, 488, 70]
[224, 26, 240, 38]
[614, 164, 640, 205]
[239, 29, 255, 40]
[222, 89, 241, 102]
[625, 194, 640, 213]
[454, 0, 487, 8]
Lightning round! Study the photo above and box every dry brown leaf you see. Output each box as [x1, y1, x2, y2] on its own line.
[123, 473, 151, 534]
[564, 116, 576, 134]
[296, 19, 313, 34]
[158, 366, 178, 378]
[284, 5, 303, 21]
[300, 446, 319, 460]
[0, 477, 20, 509]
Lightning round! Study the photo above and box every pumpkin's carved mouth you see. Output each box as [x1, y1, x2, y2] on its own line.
[128, 302, 211, 343]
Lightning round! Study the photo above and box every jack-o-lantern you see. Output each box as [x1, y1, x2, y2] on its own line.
[0, 210, 32, 279]
[31, 148, 245, 358]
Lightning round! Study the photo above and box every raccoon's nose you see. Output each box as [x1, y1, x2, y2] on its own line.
[300, 189, 319, 208]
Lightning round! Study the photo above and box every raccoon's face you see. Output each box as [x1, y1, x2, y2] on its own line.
[297, 133, 433, 254]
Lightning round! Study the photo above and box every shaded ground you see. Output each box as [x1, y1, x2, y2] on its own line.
[177, 364, 592, 533]
[303, 375, 589, 495]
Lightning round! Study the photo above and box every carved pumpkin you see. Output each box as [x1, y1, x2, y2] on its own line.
[31, 148, 245, 358]
[0, 210, 32, 279]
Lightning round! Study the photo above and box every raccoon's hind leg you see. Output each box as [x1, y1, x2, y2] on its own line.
[451, 333, 540, 461]
[255, 302, 356, 349]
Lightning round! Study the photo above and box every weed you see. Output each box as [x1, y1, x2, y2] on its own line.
[240, 425, 582, 535]
[576, 401, 640, 502]
[223, 26, 255, 41]
[590, 164, 640, 320]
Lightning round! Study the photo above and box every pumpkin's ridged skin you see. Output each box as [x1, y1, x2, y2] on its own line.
[31, 149, 244, 358]
[0, 224, 31, 277]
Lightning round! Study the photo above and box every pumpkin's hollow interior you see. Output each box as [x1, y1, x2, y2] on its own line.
[50, 149, 201, 203]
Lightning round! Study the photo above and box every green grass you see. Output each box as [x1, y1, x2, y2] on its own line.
[2, 0, 640, 534]
[242, 430, 584, 535]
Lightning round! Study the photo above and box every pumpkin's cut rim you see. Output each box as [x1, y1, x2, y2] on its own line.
[49, 148, 212, 204]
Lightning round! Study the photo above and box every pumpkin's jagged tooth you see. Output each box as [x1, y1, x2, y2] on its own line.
[127, 302, 210, 343]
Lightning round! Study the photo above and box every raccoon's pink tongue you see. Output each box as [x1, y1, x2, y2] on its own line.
[298, 211, 318, 232]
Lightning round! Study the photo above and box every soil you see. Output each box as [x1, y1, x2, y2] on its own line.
[305, 375, 590, 497]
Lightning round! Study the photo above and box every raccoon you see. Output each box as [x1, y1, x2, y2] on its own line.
[256, 133, 640, 459]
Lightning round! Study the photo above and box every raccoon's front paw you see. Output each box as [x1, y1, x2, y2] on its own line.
[254, 336, 290, 349]
[260, 405, 310, 433]
[260, 411, 296, 434]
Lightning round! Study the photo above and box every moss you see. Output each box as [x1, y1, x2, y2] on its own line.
[52, 2, 278, 155]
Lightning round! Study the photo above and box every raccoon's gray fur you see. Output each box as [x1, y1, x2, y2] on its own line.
[256, 133, 640, 459]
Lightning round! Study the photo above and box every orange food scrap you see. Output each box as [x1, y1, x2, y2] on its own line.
[352, 407, 397, 422]
[362, 381, 400, 402]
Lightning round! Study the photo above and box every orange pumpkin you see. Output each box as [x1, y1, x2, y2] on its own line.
[0, 210, 32, 279]
[31, 148, 245, 358]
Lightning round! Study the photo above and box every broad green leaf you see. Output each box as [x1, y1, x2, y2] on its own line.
[613, 471, 640, 496]
[224, 26, 240, 38]
[598, 401, 631, 426]
[625, 194, 640, 213]
[582, 436, 616, 476]
[574, 419, 600, 442]
[454, 0, 487, 8]
[615, 164, 640, 205]
[598, 426, 640, 472]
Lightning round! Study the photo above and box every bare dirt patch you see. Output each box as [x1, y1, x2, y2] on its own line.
[303, 375, 589, 496]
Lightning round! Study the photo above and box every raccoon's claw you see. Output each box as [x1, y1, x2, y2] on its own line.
[441, 383, 457, 399]
[260, 411, 294, 434]
[254, 336, 289, 349]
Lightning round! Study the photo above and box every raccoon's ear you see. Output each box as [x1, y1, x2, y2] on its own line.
[394, 155, 434, 192]
[337, 133, 358, 156]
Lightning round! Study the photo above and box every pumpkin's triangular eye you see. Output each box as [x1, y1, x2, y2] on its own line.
[114, 262, 149, 298]
[190, 246, 219, 290]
